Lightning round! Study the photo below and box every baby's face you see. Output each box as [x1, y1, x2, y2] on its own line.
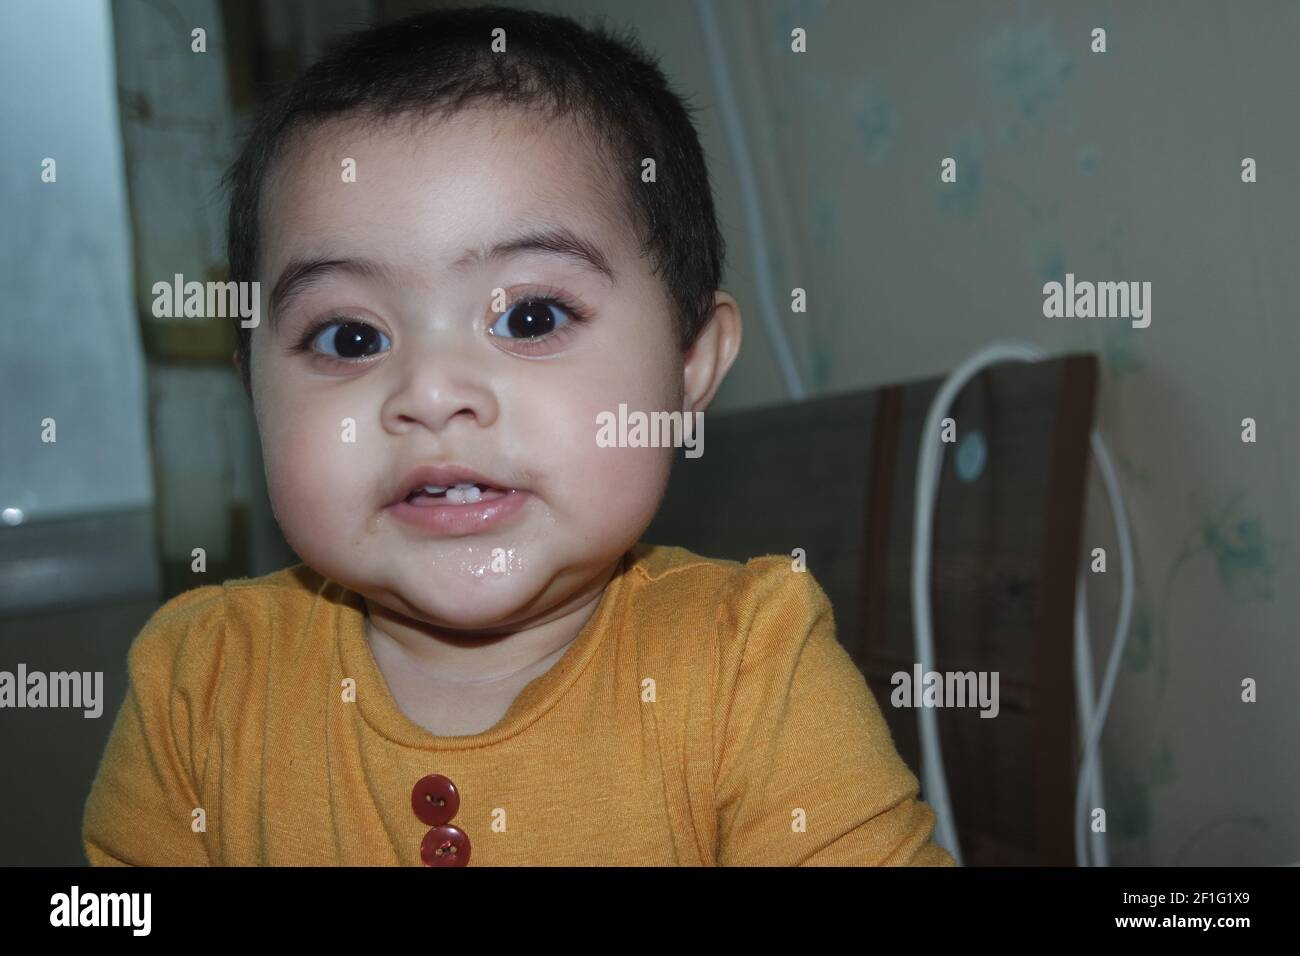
[250, 107, 681, 630]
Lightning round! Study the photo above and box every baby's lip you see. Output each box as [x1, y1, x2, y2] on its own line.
[391, 463, 519, 505]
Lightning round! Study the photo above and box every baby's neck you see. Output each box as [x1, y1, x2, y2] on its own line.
[361, 561, 619, 690]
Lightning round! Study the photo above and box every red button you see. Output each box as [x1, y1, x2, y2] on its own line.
[421, 824, 471, 867]
[411, 774, 460, 826]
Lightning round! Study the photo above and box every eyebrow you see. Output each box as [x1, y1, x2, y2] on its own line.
[268, 224, 616, 326]
[268, 257, 394, 322]
[451, 225, 617, 285]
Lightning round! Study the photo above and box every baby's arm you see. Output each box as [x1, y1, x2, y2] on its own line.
[714, 559, 956, 866]
[82, 588, 224, 866]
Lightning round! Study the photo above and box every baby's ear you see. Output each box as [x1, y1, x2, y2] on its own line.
[682, 291, 742, 413]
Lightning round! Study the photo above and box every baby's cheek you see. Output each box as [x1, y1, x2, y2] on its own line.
[586, 442, 673, 534]
[260, 433, 319, 548]
[259, 404, 360, 543]
[564, 390, 677, 514]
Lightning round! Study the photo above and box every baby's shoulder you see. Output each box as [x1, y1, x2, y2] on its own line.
[630, 538, 824, 590]
[624, 543, 839, 711]
[127, 564, 327, 683]
[626, 542, 832, 642]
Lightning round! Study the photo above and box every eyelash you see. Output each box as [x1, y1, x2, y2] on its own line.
[493, 286, 592, 353]
[289, 286, 592, 363]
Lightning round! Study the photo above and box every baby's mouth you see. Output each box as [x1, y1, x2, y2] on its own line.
[404, 482, 510, 506]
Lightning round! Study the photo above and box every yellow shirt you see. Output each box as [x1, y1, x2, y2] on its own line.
[82, 543, 956, 866]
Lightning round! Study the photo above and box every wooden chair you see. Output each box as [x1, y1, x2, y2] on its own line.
[644, 353, 1099, 865]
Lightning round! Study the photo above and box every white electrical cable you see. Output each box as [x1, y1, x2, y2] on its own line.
[694, 0, 806, 401]
[911, 340, 1134, 867]
[1075, 428, 1135, 866]
[1073, 568, 1107, 865]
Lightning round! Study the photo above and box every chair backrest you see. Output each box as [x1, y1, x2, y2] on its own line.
[644, 352, 1099, 865]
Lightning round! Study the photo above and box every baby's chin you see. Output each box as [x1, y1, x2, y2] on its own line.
[344, 554, 567, 631]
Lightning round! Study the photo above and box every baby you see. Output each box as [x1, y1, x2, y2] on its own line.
[83, 5, 954, 867]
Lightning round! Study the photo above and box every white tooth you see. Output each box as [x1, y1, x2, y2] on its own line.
[452, 481, 477, 490]
[421, 484, 448, 494]
[446, 485, 482, 504]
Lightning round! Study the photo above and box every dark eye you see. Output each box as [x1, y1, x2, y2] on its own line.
[309, 320, 391, 359]
[489, 299, 573, 340]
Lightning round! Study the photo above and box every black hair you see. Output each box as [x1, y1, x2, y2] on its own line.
[224, 4, 726, 395]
